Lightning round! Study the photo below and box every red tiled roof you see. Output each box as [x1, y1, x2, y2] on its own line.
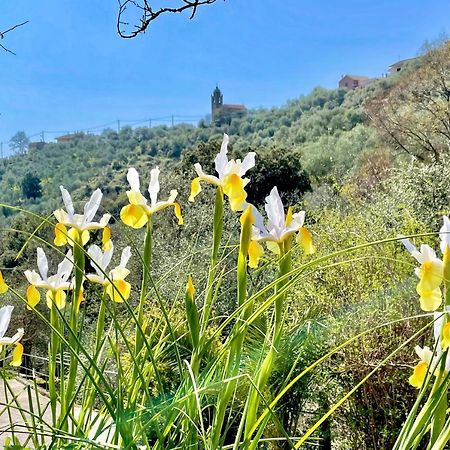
[222, 104, 246, 110]
[340, 74, 369, 81]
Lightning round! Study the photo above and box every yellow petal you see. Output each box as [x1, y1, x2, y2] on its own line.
[106, 280, 131, 303]
[188, 177, 202, 202]
[10, 342, 23, 367]
[46, 290, 66, 310]
[442, 323, 450, 351]
[186, 275, 196, 298]
[222, 173, 247, 212]
[297, 227, 315, 255]
[102, 227, 112, 250]
[120, 204, 148, 229]
[54, 223, 68, 246]
[103, 239, 112, 251]
[76, 286, 84, 312]
[409, 361, 429, 388]
[419, 260, 444, 291]
[173, 202, 184, 225]
[417, 285, 442, 311]
[26, 285, 41, 310]
[0, 271, 8, 294]
[240, 204, 255, 227]
[285, 206, 293, 226]
[248, 240, 264, 269]
[266, 241, 281, 255]
[127, 190, 147, 205]
[81, 230, 90, 246]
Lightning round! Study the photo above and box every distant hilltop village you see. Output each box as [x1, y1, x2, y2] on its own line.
[28, 57, 418, 149]
[338, 56, 419, 90]
[211, 86, 246, 125]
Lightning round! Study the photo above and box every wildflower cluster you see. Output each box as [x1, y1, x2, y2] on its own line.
[0, 133, 319, 449]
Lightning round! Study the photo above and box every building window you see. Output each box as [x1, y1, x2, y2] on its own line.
[353, 80, 358, 87]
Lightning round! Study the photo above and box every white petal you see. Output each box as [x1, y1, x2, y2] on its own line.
[148, 167, 160, 207]
[239, 152, 256, 176]
[246, 203, 269, 237]
[214, 134, 230, 179]
[60, 186, 75, 218]
[440, 216, 450, 254]
[434, 311, 445, 354]
[102, 244, 114, 272]
[0, 328, 24, 345]
[99, 214, 111, 228]
[88, 245, 106, 278]
[415, 345, 433, 364]
[167, 189, 178, 203]
[194, 163, 221, 186]
[119, 247, 132, 269]
[37, 248, 49, 281]
[109, 267, 130, 280]
[264, 187, 285, 232]
[0, 306, 13, 339]
[57, 250, 74, 283]
[84, 188, 103, 224]
[24, 270, 42, 285]
[127, 168, 141, 192]
[291, 211, 306, 229]
[420, 244, 437, 263]
[53, 209, 70, 224]
[399, 236, 418, 255]
[86, 274, 105, 285]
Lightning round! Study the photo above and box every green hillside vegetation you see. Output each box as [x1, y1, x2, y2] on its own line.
[1, 41, 450, 448]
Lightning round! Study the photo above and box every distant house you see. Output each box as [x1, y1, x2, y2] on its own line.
[211, 86, 246, 125]
[388, 57, 419, 76]
[338, 74, 371, 90]
[55, 133, 84, 144]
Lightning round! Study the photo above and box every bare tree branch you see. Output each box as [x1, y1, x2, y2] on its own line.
[0, 20, 29, 55]
[117, 0, 222, 38]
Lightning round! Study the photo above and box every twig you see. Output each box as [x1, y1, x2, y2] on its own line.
[0, 20, 29, 55]
[117, 0, 222, 38]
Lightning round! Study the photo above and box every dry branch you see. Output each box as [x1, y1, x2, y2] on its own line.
[117, 0, 222, 38]
[0, 20, 29, 55]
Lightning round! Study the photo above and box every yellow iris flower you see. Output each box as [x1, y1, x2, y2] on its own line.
[120, 167, 183, 229]
[0, 271, 9, 294]
[245, 187, 314, 268]
[0, 305, 24, 367]
[188, 134, 256, 212]
[86, 242, 132, 303]
[53, 186, 111, 247]
[409, 345, 433, 388]
[24, 248, 73, 310]
[401, 238, 444, 311]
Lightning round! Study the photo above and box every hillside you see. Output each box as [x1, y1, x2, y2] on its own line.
[3, 42, 450, 449]
[0, 76, 396, 227]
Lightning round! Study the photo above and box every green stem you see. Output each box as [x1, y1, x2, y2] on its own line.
[77, 292, 108, 433]
[243, 239, 292, 444]
[48, 300, 60, 429]
[431, 246, 450, 444]
[200, 188, 223, 339]
[210, 203, 250, 449]
[61, 233, 85, 433]
[133, 219, 152, 384]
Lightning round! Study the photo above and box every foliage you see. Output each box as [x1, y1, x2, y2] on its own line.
[366, 41, 450, 161]
[21, 173, 42, 199]
[9, 131, 29, 155]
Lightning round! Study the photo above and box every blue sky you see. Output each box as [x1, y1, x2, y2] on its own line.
[1, 0, 450, 147]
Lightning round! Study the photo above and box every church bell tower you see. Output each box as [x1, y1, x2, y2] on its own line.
[211, 85, 223, 121]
